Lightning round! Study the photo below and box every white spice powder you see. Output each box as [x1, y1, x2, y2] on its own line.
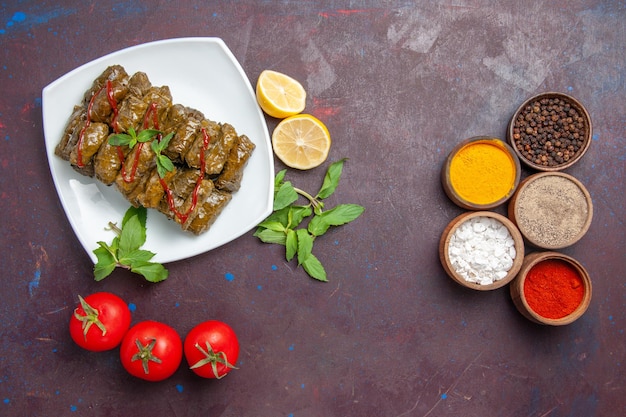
[448, 216, 517, 285]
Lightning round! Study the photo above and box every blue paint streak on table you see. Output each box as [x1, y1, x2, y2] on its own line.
[1, 1, 625, 416]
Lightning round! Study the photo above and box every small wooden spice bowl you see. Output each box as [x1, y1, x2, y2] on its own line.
[508, 172, 593, 250]
[441, 136, 521, 210]
[510, 251, 592, 326]
[507, 92, 592, 171]
[439, 211, 525, 291]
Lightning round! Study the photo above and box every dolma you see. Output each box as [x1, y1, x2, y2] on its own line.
[82, 65, 128, 105]
[141, 86, 172, 128]
[69, 122, 109, 172]
[94, 138, 130, 185]
[114, 142, 156, 197]
[86, 67, 130, 124]
[215, 135, 256, 193]
[158, 177, 213, 229]
[184, 121, 238, 175]
[55, 106, 86, 161]
[185, 190, 232, 235]
[131, 168, 175, 209]
[163, 105, 204, 163]
[115, 72, 152, 132]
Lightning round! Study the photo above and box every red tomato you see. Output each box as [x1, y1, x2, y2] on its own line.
[69, 292, 131, 352]
[120, 320, 182, 382]
[184, 320, 239, 379]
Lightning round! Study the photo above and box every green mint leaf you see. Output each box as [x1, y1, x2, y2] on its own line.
[118, 214, 146, 258]
[108, 133, 132, 147]
[109, 236, 120, 253]
[308, 204, 364, 236]
[256, 206, 310, 236]
[150, 133, 174, 154]
[122, 206, 147, 229]
[257, 220, 286, 232]
[158, 132, 174, 151]
[274, 181, 298, 211]
[258, 206, 290, 229]
[274, 169, 287, 188]
[317, 158, 346, 199]
[95, 240, 117, 258]
[285, 229, 297, 261]
[130, 261, 169, 283]
[308, 215, 330, 237]
[93, 244, 118, 281]
[156, 160, 167, 178]
[150, 137, 160, 154]
[156, 154, 175, 178]
[313, 202, 324, 216]
[321, 204, 365, 226]
[119, 248, 156, 266]
[253, 228, 287, 245]
[301, 254, 327, 282]
[136, 129, 161, 143]
[296, 229, 313, 266]
[289, 206, 313, 228]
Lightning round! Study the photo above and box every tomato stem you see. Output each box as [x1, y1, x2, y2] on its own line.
[74, 295, 107, 339]
[131, 338, 162, 374]
[190, 342, 237, 379]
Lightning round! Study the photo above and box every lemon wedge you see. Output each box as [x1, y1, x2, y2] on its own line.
[256, 70, 306, 119]
[271, 114, 331, 170]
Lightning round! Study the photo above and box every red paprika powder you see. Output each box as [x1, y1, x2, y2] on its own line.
[523, 259, 584, 319]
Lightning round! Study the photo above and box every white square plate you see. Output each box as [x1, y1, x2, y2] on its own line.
[43, 37, 274, 264]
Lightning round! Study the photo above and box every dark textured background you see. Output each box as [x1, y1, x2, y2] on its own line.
[1, 1, 624, 416]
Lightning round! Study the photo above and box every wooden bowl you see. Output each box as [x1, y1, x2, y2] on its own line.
[507, 92, 592, 171]
[439, 211, 525, 291]
[441, 136, 521, 210]
[510, 251, 592, 325]
[508, 172, 593, 249]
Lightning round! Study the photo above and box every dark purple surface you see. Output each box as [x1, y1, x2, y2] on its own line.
[1, 1, 624, 416]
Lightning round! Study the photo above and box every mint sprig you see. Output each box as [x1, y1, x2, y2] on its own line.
[109, 127, 160, 149]
[109, 128, 175, 179]
[254, 159, 364, 282]
[93, 206, 169, 283]
[151, 132, 175, 178]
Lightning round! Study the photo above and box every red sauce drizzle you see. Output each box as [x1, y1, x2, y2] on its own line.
[106, 80, 119, 133]
[159, 128, 211, 224]
[144, 102, 159, 129]
[119, 143, 144, 183]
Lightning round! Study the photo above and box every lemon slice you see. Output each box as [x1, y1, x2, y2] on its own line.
[256, 70, 306, 119]
[272, 114, 331, 170]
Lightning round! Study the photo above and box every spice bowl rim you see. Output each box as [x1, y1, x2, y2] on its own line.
[441, 136, 521, 210]
[508, 171, 593, 250]
[507, 91, 592, 172]
[510, 251, 592, 326]
[439, 210, 525, 291]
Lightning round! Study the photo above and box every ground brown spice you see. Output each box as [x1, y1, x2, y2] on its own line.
[515, 175, 590, 248]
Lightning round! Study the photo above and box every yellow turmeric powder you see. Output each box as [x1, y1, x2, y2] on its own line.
[449, 141, 516, 205]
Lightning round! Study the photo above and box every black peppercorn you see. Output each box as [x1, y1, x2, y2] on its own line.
[512, 96, 588, 168]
